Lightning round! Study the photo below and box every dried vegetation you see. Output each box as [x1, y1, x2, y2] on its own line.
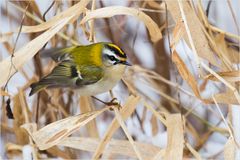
[0, 0, 239, 159]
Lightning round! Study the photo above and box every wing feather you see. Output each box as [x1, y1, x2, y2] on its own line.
[29, 60, 103, 96]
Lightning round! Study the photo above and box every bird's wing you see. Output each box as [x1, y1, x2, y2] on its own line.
[76, 65, 104, 86]
[29, 60, 103, 95]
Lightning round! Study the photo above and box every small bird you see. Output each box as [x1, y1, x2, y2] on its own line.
[29, 42, 131, 96]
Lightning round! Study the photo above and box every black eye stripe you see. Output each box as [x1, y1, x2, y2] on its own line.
[107, 55, 117, 61]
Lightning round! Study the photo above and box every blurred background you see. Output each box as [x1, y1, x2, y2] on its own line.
[1, 0, 240, 159]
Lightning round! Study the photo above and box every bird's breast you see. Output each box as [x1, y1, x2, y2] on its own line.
[78, 65, 126, 95]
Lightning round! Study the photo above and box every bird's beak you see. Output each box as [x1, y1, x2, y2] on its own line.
[120, 61, 132, 66]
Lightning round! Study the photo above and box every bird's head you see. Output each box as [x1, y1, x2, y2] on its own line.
[102, 43, 131, 67]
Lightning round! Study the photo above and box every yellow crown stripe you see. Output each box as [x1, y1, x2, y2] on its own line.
[118, 57, 127, 61]
[108, 44, 125, 55]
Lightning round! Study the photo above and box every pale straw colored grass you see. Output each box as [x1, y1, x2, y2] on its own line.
[1, 1, 239, 159]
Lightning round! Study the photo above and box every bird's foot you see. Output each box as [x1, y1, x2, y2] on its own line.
[91, 96, 121, 110]
[107, 98, 121, 110]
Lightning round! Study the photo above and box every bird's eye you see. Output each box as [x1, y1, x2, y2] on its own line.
[107, 55, 116, 61]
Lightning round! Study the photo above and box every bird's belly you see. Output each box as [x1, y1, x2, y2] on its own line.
[77, 65, 126, 96]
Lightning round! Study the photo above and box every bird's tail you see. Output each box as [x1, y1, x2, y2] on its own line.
[29, 82, 47, 96]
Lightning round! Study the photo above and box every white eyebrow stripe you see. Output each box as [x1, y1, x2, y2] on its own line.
[103, 48, 118, 59]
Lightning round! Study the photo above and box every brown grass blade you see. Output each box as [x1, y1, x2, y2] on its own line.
[201, 62, 240, 104]
[6, 2, 79, 45]
[21, 107, 110, 150]
[80, 6, 162, 43]
[205, 70, 240, 82]
[170, 19, 185, 51]
[166, 1, 218, 67]
[172, 50, 201, 99]
[211, 91, 238, 105]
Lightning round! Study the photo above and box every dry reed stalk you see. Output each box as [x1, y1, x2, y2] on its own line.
[113, 107, 143, 160]
[80, 6, 162, 43]
[163, 114, 184, 160]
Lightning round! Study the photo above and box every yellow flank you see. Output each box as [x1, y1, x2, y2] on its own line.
[108, 43, 125, 55]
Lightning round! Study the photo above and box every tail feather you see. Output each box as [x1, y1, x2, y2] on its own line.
[29, 82, 47, 96]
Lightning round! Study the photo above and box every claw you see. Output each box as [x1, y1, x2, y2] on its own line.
[91, 96, 121, 109]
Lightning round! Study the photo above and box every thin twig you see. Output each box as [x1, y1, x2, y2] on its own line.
[4, 2, 30, 91]
[42, 1, 55, 22]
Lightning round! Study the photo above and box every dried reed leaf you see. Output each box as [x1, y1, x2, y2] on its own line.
[8, 0, 90, 33]
[0, 15, 74, 87]
[210, 25, 240, 41]
[21, 107, 110, 150]
[166, 1, 218, 66]
[196, 2, 235, 67]
[224, 137, 235, 160]
[58, 137, 162, 159]
[46, 147, 71, 159]
[7, 2, 79, 45]
[172, 50, 201, 99]
[81, 6, 162, 43]
[170, 19, 185, 50]
[211, 91, 238, 105]
[79, 96, 98, 138]
[205, 70, 240, 82]
[201, 62, 240, 104]
[186, 142, 202, 160]
[213, 33, 233, 68]
[227, 46, 240, 64]
[92, 95, 140, 159]
[164, 114, 184, 160]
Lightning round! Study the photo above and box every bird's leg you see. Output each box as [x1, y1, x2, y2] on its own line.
[91, 96, 119, 106]
[108, 90, 121, 110]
